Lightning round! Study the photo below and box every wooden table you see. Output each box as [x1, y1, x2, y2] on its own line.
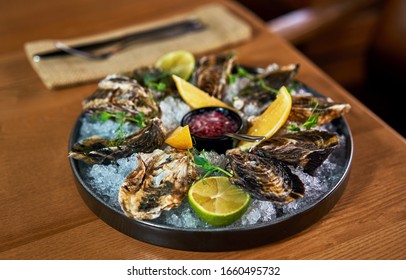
[1, 0, 405, 260]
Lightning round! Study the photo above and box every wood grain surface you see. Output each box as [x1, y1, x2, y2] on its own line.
[0, 0, 405, 260]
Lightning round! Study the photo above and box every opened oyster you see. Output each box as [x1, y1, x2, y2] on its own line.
[119, 147, 198, 220]
[231, 63, 299, 113]
[129, 66, 176, 101]
[252, 130, 340, 175]
[290, 95, 351, 125]
[226, 148, 305, 203]
[69, 118, 166, 165]
[192, 53, 235, 100]
[82, 74, 160, 119]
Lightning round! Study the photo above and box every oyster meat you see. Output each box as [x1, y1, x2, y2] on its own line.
[193, 53, 235, 100]
[82, 74, 160, 119]
[289, 95, 351, 125]
[226, 148, 304, 203]
[119, 147, 198, 220]
[252, 130, 340, 175]
[69, 117, 166, 165]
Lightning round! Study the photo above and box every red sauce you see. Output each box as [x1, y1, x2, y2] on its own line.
[186, 110, 239, 138]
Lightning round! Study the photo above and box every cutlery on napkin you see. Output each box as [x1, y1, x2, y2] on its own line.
[24, 4, 252, 89]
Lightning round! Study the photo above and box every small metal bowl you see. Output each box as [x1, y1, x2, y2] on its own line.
[181, 106, 243, 153]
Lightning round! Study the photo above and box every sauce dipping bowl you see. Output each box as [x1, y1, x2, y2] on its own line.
[181, 106, 243, 153]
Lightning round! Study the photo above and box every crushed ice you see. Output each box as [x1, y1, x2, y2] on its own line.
[78, 114, 138, 141]
[159, 96, 190, 133]
[83, 153, 139, 210]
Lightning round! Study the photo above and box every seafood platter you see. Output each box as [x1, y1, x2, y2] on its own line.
[68, 51, 353, 251]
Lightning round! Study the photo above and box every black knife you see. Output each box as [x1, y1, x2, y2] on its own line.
[32, 18, 206, 61]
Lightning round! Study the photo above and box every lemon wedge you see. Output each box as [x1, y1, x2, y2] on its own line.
[238, 86, 292, 150]
[188, 176, 250, 226]
[165, 125, 193, 150]
[172, 74, 233, 110]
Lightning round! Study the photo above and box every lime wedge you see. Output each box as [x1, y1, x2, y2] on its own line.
[188, 176, 250, 226]
[155, 50, 195, 80]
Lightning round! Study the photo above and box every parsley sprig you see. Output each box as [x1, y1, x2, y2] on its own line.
[92, 111, 146, 146]
[95, 111, 146, 128]
[140, 71, 171, 91]
[287, 101, 320, 132]
[227, 66, 254, 84]
[190, 149, 232, 179]
[143, 76, 167, 91]
[227, 65, 280, 95]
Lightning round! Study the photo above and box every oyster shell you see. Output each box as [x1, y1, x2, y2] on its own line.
[232, 63, 299, 113]
[82, 74, 160, 119]
[289, 95, 351, 125]
[119, 147, 198, 220]
[252, 130, 340, 175]
[69, 117, 166, 165]
[226, 148, 304, 203]
[193, 53, 235, 100]
[129, 66, 176, 101]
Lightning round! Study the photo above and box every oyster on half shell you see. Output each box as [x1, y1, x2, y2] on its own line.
[119, 147, 198, 220]
[82, 74, 161, 119]
[69, 118, 166, 165]
[231, 63, 299, 113]
[289, 95, 351, 125]
[193, 53, 235, 100]
[226, 148, 305, 203]
[252, 130, 340, 175]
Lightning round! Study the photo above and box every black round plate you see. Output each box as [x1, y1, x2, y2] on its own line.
[68, 82, 353, 251]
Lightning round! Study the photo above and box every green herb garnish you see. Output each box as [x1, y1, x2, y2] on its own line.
[258, 78, 279, 94]
[93, 111, 146, 146]
[285, 80, 298, 93]
[227, 65, 254, 84]
[95, 111, 146, 128]
[227, 65, 280, 96]
[191, 149, 232, 179]
[142, 71, 171, 91]
[287, 101, 320, 132]
[146, 81, 167, 91]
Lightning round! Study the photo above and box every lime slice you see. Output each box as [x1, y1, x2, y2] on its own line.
[188, 176, 250, 226]
[155, 50, 195, 80]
